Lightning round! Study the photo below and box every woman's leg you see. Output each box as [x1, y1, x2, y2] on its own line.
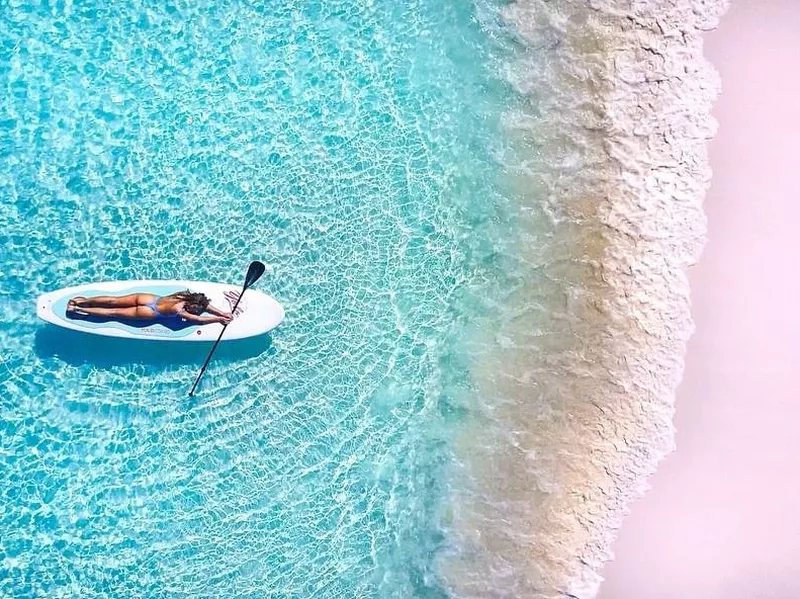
[68, 306, 148, 320]
[71, 293, 156, 308]
[73, 293, 156, 308]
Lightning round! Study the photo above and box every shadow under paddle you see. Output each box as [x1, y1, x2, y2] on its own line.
[34, 325, 274, 368]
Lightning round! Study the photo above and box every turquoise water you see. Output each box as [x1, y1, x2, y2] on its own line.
[0, 1, 522, 596]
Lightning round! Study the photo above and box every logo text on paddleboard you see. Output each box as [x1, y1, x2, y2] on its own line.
[224, 290, 245, 316]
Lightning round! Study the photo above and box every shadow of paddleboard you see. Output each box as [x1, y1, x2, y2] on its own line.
[34, 325, 274, 368]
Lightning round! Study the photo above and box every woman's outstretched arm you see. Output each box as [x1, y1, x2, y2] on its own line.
[180, 311, 231, 325]
[205, 303, 233, 318]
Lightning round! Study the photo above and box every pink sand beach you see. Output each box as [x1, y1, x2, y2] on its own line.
[598, 0, 800, 597]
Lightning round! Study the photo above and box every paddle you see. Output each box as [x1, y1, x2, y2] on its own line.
[188, 260, 266, 396]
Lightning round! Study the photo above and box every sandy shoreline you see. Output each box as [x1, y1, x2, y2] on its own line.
[437, 0, 729, 595]
[598, 1, 800, 597]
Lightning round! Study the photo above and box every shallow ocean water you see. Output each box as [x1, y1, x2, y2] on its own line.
[0, 1, 524, 597]
[1, 0, 726, 595]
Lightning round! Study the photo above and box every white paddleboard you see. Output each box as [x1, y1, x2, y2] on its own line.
[36, 280, 285, 342]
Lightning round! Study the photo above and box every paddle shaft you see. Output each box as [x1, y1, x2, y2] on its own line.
[188, 286, 249, 396]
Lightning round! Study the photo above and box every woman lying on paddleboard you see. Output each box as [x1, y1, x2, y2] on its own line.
[66, 291, 232, 324]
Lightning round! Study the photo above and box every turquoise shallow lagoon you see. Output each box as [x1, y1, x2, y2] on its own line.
[0, 1, 520, 596]
[1, 0, 726, 596]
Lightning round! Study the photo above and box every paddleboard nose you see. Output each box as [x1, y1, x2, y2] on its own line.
[36, 294, 52, 321]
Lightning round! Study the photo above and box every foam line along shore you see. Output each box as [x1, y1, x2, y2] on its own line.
[437, 1, 730, 597]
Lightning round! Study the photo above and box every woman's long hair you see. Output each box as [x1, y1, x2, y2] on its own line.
[170, 290, 210, 315]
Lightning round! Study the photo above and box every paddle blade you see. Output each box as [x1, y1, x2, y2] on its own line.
[244, 261, 266, 288]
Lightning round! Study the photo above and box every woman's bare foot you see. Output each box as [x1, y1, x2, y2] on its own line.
[67, 297, 88, 316]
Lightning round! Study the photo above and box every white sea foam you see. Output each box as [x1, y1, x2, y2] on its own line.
[437, 1, 730, 597]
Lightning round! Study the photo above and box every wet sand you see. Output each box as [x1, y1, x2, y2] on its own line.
[598, 1, 800, 597]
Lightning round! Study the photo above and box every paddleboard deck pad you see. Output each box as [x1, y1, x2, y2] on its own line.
[37, 280, 285, 341]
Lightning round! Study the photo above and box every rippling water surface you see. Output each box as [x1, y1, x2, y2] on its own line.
[1, 0, 728, 596]
[0, 0, 524, 596]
